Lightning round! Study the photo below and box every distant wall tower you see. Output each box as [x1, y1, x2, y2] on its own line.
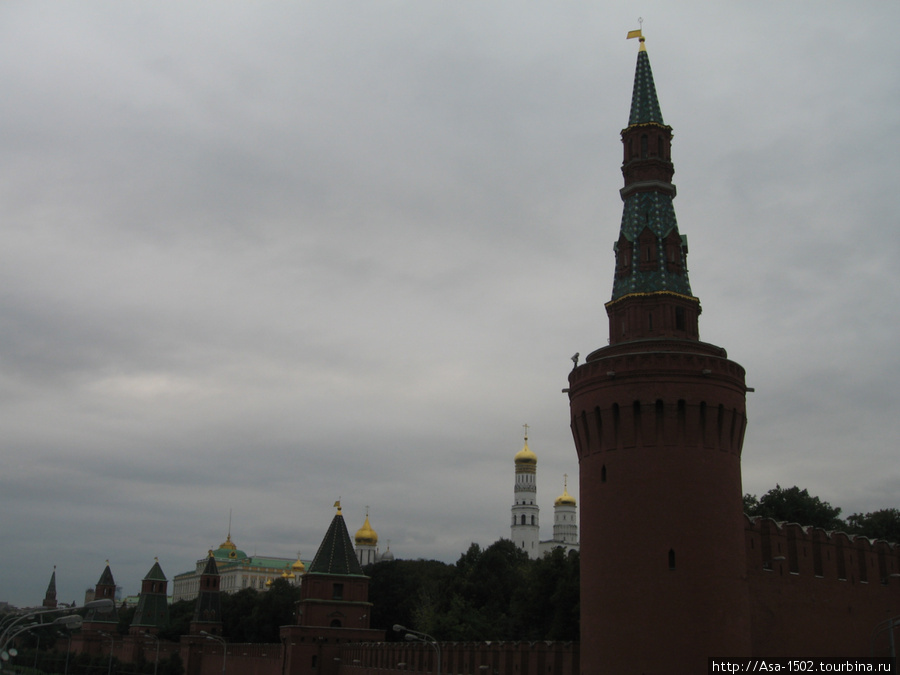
[130, 559, 169, 635]
[511, 426, 540, 559]
[566, 32, 751, 674]
[42, 566, 58, 609]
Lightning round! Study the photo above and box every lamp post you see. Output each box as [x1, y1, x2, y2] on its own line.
[99, 631, 116, 675]
[143, 632, 160, 675]
[393, 625, 441, 675]
[0, 599, 113, 648]
[55, 630, 72, 675]
[200, 631, 227, 674]
[0, 615, 86, 671]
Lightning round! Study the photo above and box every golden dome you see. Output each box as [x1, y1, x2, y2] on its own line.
[355, 513, 378, 546]
[292, 556, 306, 573]
[555, 487, 577, 507]
[514, 438, 537, 465]
[554, 475, 577, 506]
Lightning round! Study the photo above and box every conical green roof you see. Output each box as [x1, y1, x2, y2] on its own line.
[97, 564, 115, 587]
[143, 560, 167, 582]
[628, 49, 665, 126]
[201, 555, 219, 576]
[308, 511, 364, 577]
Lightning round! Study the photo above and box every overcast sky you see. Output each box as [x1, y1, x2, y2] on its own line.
[1, 2, 898, 608]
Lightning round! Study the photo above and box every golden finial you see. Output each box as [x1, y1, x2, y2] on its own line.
[523, 423, 529, 441]
[334, 499, 342, 515]
[627, 18, 646, 51]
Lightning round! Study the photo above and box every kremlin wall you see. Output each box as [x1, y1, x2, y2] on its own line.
[11, 33, 900, 674]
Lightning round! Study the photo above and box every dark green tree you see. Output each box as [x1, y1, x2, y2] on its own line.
[248, 577, 301, 642]
[220, 587, 260, 642]
[846, 508, 900, 543]
[743, 485, 844, 529]
[366, 558, 453, 637]
[158, 599, 195, 641]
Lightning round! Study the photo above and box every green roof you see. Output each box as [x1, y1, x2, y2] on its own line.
[628, 48, 664, 126]
[611, 191, 693, 300]
[143, 560, 167, 582]
[612, 43, 693, 302]
[308, 512, 365, 577]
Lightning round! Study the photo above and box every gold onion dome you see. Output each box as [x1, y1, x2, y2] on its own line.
[292, 556, 306, 573]
[355, 514, 378, 546]
[514, 438, 537, 465]
[555, 486, 577, 507]
[555, 475, 576, 506]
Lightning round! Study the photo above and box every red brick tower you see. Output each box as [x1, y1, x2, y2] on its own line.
[567, 32, 751, 674]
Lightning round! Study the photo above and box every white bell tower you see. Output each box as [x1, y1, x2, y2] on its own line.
[511, 425, 540, 559]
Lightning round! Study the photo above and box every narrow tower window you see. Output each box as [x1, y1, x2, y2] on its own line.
[668, 549, 676, 570]
[600, 465, 607, 483]
[641, 134, 648, 159]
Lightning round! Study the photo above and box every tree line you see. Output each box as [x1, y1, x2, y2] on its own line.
[743, 484, 900, 542]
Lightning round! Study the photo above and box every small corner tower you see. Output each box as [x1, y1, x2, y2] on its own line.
[511, 425, 540, 558]
[567, 30, 751, 674]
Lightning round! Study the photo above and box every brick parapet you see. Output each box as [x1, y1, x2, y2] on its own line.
[745, 515, 900, 656]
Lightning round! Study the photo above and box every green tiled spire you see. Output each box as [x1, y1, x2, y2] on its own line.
[611, 193, 693, 300]
[629, 49, 665, 126]
[611, 42, 693, 303]
[308, 508, 365, 577]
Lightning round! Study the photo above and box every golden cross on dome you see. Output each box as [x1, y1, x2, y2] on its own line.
[523, 423, 529, 440]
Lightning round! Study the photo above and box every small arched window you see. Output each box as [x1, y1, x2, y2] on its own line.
[668, 549, 676, 570]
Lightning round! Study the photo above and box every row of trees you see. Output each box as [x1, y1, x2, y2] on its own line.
[743, 484, 900, 542]
[368, 539, 579, 642]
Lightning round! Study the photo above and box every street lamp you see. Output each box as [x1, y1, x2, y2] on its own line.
[99, 631, 116, 675]
[0, 614, 88, 671]
[393, 625, 441, 675]
[200, 631, 227, 674]
[143, 632, 160, 675]
[0, 599, 113, 647]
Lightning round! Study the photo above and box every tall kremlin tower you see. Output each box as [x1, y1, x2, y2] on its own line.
[566, 31, 751, 673]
